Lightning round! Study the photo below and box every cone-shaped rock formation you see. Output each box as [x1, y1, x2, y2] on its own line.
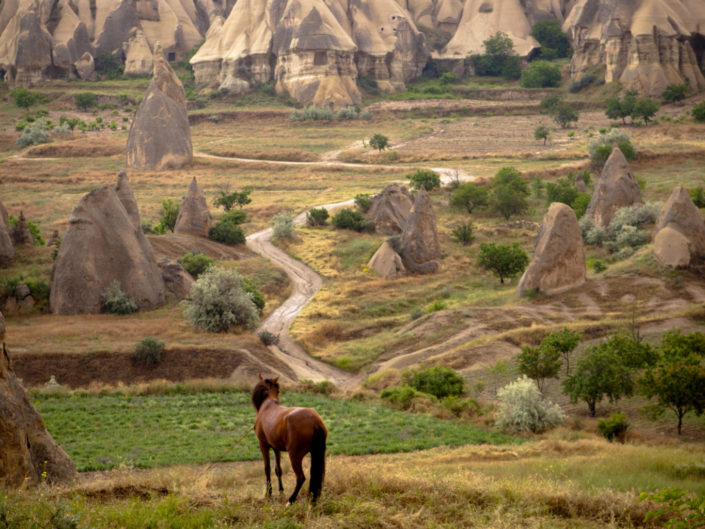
[174, 178, 212, 237]
[398, 188, 441, 274]
[653, 185, 705, 268]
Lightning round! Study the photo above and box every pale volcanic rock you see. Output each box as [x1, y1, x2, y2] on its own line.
[368, 241, 406, 279]
[585, 147, 643, 228]
[50, 0, 92, 74]
[159, 261, 194, 299]
[126, 43, 193, 171]
[399, 188, 441, 274]
[564, 0, 705, 97]
[652, 185, 705, 268]
[0, 201, 14, 267]
[50, 186, 165, 315]
[0, 6, 53, 85]
[174, 178, 212, 237]
[0, 341, 77, 488]
[73, 51, 96, 81]
[11, 211, 33, 246]
[367, 184, 414, 235]
[123, 27, 153, 77]
[114, 170, 141, 229]
[517, 202, 586, 296]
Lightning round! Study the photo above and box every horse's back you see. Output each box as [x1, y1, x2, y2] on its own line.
[285, 407, 327, 444]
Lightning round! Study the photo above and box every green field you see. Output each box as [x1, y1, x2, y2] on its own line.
[36, 390, 518, 471]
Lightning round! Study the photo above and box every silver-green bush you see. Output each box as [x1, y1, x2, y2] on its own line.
[587, 129, 633, 160]
[101, 280, 138, 315]
[16, 121, 50, 147]
[183, 267, 259, 332]
[494, 376, 566, 433]
[272, 213, 295, 240]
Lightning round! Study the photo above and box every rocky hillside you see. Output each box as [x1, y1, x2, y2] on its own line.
[1, 0, 704, 104]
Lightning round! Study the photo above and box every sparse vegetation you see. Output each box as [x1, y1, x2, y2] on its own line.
[133, 337, 165, 366]
[101, 280, 138, 315]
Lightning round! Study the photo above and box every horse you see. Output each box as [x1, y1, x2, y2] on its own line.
[251, 375, 327, 504]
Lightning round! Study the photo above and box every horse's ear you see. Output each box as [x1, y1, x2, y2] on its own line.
[258, 373, 263, 381]
[272, 376, 279, 384]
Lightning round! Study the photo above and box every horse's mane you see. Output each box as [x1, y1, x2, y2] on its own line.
[251, 381, 270, 411]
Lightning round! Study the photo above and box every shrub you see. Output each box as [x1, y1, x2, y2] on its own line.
[101, 280, 138, 315]
[133, 337, 165, 366]
[439, 72, 457, 85]
[359, 110, 374, 120]
[451, 183, 489, 213]
[534, 123, 549, 144]
[335, 106, 358, 120]
[662, 83, 688, 104]
[354, 194, 372, 213]
[691, 187, 705, 208]
[597, 412, 629, 443]
[155, 199, 179, 233]
[591, 259, 607, 273]
[331, 209, 374, 232]
[208, 221, 246, 245]
[10, 87, 43, 109]
[94, 52, 124, 79]
[16, 121, 50, 147]
[545, 177, 579, 206]
[540, 94, 563, 114]
[441, 395, 480, 417]
[183, 267, 259, 332]
[569, 74, 596, 93]
[74, 93, 97, 110]
[608, 204, 658, 233]
[403, 366, 465, 399]
[553, 102, 579, 128]
[477, 242, 529, 284]
[258, 330, 279, 346]
[271, 213, 295, 240]
[520, 61, 562, 88]
[214, 188, 252, 210]
[469, 31, 521, 79]
[451, 222, 475, 245]
[588, 129, 636, 163]
[306, 207, 329, 226]
[571, 192, 591, 218]
[640, 489, 705, 529]
[531, 19, 570, 58]
[692, 101, 705, 123]
[369, 133, 389, 151]
[495, 376, 566, 433]
[632, 98, 659, 125]
[179, 252, 214, 278]
[380, 385, 426, 410]
[408, 169, 441, 191]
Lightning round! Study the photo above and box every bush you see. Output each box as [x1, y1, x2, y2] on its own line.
[271, 213, 295, 240]
[369, 133, 389, 151]
[74, 93, 97, 110]
[553, 102, 579, 128]
[335, 106, 358, 120]
[451, 222, 475, 245]
[359, 110, 374, 120]
[331, 209, 374, 232]
[258, 330, 279, 346]
[155, 199, 179, 233]
[306, 207, 329, 226]
[470, 31, 521, 79]
[692, 101, 705, 123]
[588, 129, 636, 163]
[16, 121, 50, 147]
[494, 376, 566, 433]
[571, 192, 591, 218]
[101, 280, 138, 315]
[94, 52, 124, 79]
[597, 412, 629, 443]
[380, 385, 426, 410]
[439, 72, 457, 85]
[183, 267, 259, 332]
[662, 84, 688, 104]
[208, 221, 246, 245]
[520, 61, 562, 88]
[531, 19, 570, 58]
[408, 169, 441, 191]
[441, 395, 480, 417]
[354, 194, 372, 213]
[569, 74, 596, 93]
[690, 187, 705, 208]
[24, 277, 49, 311]
[133, 337, 165, 366]
[403, 366, 465, 399]
[289, 105, 334, 121]
[179, 252, 214, 278]
[10, 87, 43, 109]
[545, 177, 579, 206]
[608, 204, 658, 233]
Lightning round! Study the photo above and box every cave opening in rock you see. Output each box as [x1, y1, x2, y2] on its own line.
[692, 34, 705, 73]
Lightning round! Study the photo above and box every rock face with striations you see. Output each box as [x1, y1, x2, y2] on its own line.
[115, 170, 141, 229]
[585, 147, 643, 228]
[126, 43, 193, 171]
[653, 185, 705, 268]
[0, 201, 14, 267]
[50, 186, 165, 315]
[367, 184, 414, 235]
[368, 241, 406, 279]
[174, 178, 212, 237]
[518, 202, 586, 296]
[0, 327, 77, 488]
[398, 188, 441, 274]
[564, 0, 705, 97]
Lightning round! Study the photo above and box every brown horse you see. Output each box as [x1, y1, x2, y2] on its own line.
[252, 375, 327, 504]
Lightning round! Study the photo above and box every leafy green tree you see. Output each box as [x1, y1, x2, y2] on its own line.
[74, 92, 97, 110]
[602, 332, 658, 369]
[450, 182, 489, 213]
[477, 242, 529, 284]
[553, 102, 579, 128]
[531, 19, 570, 58]
[10, 87, 42, 109]
[489, 167, 529, 219]
[408, 169, 441, 191]
[521, 61, 562, 88]
[662, 83, 688, 104]
[492, 167, 528, 193]
[540, 94, 563, 114]
[605, 90, 637, 124]
[403, 366, 465, 398]
[534, 124, 550, 145]
[155, 199, 179, 233]
[542, 328, 581, 375]
[369, 133, 389, 151]
[638, 331, 705, 435]
[545, 177, 579, 207]
[563, 343, 634, 416]
[470, 31, 521, 79]
[517, 344, 562, 394]
[214, 187, 252, 210]
[692, 101, 705, 123]
[632, 98, 659, 125]
[571, 192, 591, 218]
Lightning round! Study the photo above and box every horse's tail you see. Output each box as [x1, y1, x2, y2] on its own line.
[308, 423, 326, 501]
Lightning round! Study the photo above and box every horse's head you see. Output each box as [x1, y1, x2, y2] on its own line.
[252, 374, 280, 410]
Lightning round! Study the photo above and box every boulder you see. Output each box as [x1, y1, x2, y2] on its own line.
[125, 42, 193, 171]
[398, 188, 441, 274]
[50, 186, 165, 315]
[174, 178, 212, 237]
[585, 148, 643, 228]
[652, 185, 705, 268]
[114, 169, 141, 229]
[367, 184, 413, 235]
[73, 51, 96, 81]
[368, 241, 406, 279]
[517, 202, 586, 296]
[0, 341, 77, 487]
[159, 261, 194, 298]
[11, 211, 33, 246]
[0, 201, 14, 266]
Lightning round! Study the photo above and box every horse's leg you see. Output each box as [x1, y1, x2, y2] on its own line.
[274, 450, 284, 494]
[286, 451, 306, 505]
[259, 442, 272, 498]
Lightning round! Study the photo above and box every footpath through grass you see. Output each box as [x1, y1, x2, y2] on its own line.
[36, 390, 519, 471]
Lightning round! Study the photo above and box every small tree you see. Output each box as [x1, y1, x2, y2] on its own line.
[74, 93, 97, 111]
[133, 337, 165, 366]
[534, 124, 550, 145]
[517, 344, 562, 394]
[545, 177, 579, 207]
[521, 61, 562, 88]
[553, 102, 579, 128]
[470, 31, 521, 79]
[155, 199, 179, 233]
[662, 83, 688, 104]
[632, 98, 659, 125]
[214, 187, 252, 210]
[562, 343, 634, 416]
[638, 331, 705, 435]
[490, 183, 529, 219]
[11, 87, 42, 109]
[605, 91, 637, 124]
[542, 327, 581, 375]
[531, 19, 570, 59]
[408, 169, 441, 191]
[477, 242, 529, 284]
[495, 376, 566, 433]
[369, 133, 389, 151]
[450, 183, 489, 213]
